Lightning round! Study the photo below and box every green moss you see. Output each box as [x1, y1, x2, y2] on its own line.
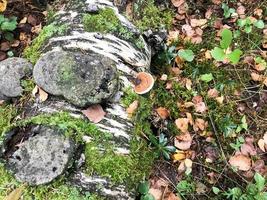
[133, 0, 173, 31]
[85, 138, 154, 188]
[0, 163, 103, 200]
[83, 8, 145, 49]
[0, 105, 17, 142]
[10, 112, 154, 189]
[23, 23, 68, 64]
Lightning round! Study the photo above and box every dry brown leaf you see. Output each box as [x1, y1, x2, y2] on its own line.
[255, 63, 266, 71]
[156, 107, 170, 120]
[195, 118, 206, 131]
[229, 154, 251, 171]
[184, 158, 193, 168]
[126, 100, 139, 116]
[182, 24, 195, 37]
[0, 100, 4, 105]
[19, 17, 27, 24]
[175, 118, 189, 133]
[185, 78, 192, 90]
[190, 19, 207, 28]
[205, 8, 213, 19]
[38, 88, 48, 102]
[4, 185, 25, 200]
[171, 0, 185, 7]
[258, 139, 265, 152]
[167, 192, 182, 200]
[215, 96, 224, 104]
[240, 143, 256, 156]
[82, 104, 106, 123]
[251, 72, 262, 81]
[186, 112, 194, 125]
[211, 0, 221, 5]
[195, 102, 207, 113]
[263, 133, 267, 144]
[178, 2, 188, 14]
[175, 133, 192, 150]
[0, 0, 7, 12]
[196, 182, 207, 194]
[178, 161, 186, 172]
[207, 88, 219, 98]
[172, 151, 186, 161]
[237, 5, 246, 15]
[149, 188, 163, 200]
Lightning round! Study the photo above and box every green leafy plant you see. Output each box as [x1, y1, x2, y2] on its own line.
[222, 3, 236, 18]
[149, 133, 176, 159]
[212, 173, 267, 200]
[255, 57, 267, 70]
[211, 29, 243, 64]
[200, 73, 214, 83]
[178, 49, 195, 62]
[230, 136, 245, 151]
[176, 180, 195, 197]
[0, 15, 17, 41]
[236, 115, 248, 133]
[237, 17, 265, 33]
[138, 181, 155, 200]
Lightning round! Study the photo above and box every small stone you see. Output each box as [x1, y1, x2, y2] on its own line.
[6, 125, 75, 185]
[33, 50, 118, 107]
[0, 57, 33, 100]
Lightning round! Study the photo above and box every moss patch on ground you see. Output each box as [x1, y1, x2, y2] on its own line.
[132, 0, 173, 31]
[23, 23, 68, 64]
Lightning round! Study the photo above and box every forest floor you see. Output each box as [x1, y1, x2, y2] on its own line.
[0, 0, 267, 200]
[129, 0, 267, 199]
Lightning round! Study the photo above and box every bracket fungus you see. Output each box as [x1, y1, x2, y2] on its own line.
[134, 72, 155, 95]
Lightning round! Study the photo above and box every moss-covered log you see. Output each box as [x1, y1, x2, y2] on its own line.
[17, 0, 153, 199]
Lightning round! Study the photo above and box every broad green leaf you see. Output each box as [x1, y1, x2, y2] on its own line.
[228, 49, 243, 64]
[254, 173, 265, 192]
[244, 25, 252, 33]
[138, 181, 150, 194]
[211, 47, 226, 61]
[254, 20, 265, 29]
[141, 194, 155, 200]
[1, 20, 17, 31]
[220, 29, 233, 49]
[212, 187, 220, 194]
[178, 49, 195, 62]
[233, 30, 241, 38]
[200, 73, 213, 83]
[165, 146, 176, 152]
[237, 19, 246, 27]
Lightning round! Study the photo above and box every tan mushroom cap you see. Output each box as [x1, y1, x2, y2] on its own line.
[134, 72, 155, 94]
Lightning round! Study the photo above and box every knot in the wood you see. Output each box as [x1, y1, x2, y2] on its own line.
[33, 50, 119, 107]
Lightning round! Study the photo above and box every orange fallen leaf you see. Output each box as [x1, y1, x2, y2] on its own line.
[258, 139, 265, 152]
[39, 88, 48, 102]
[215, 96, 224, 104]
[175, 133, 192, 150]
[172, 151, 186, 161]
[171, 0, 185, 7]
[207, 88, 219, 98]
[195, 118, 206, 131]
[0, 0, 7, 12]
[190, 19, 207, 28]
[175, 118, 189, 133]
[229, 154, 251, 171]
[149, 188, 162, 200]
[126, 100, 139, 117]
[156, 107, 170, 120]
[167, 192, 182, 200]
[82, 104, 106, 123]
